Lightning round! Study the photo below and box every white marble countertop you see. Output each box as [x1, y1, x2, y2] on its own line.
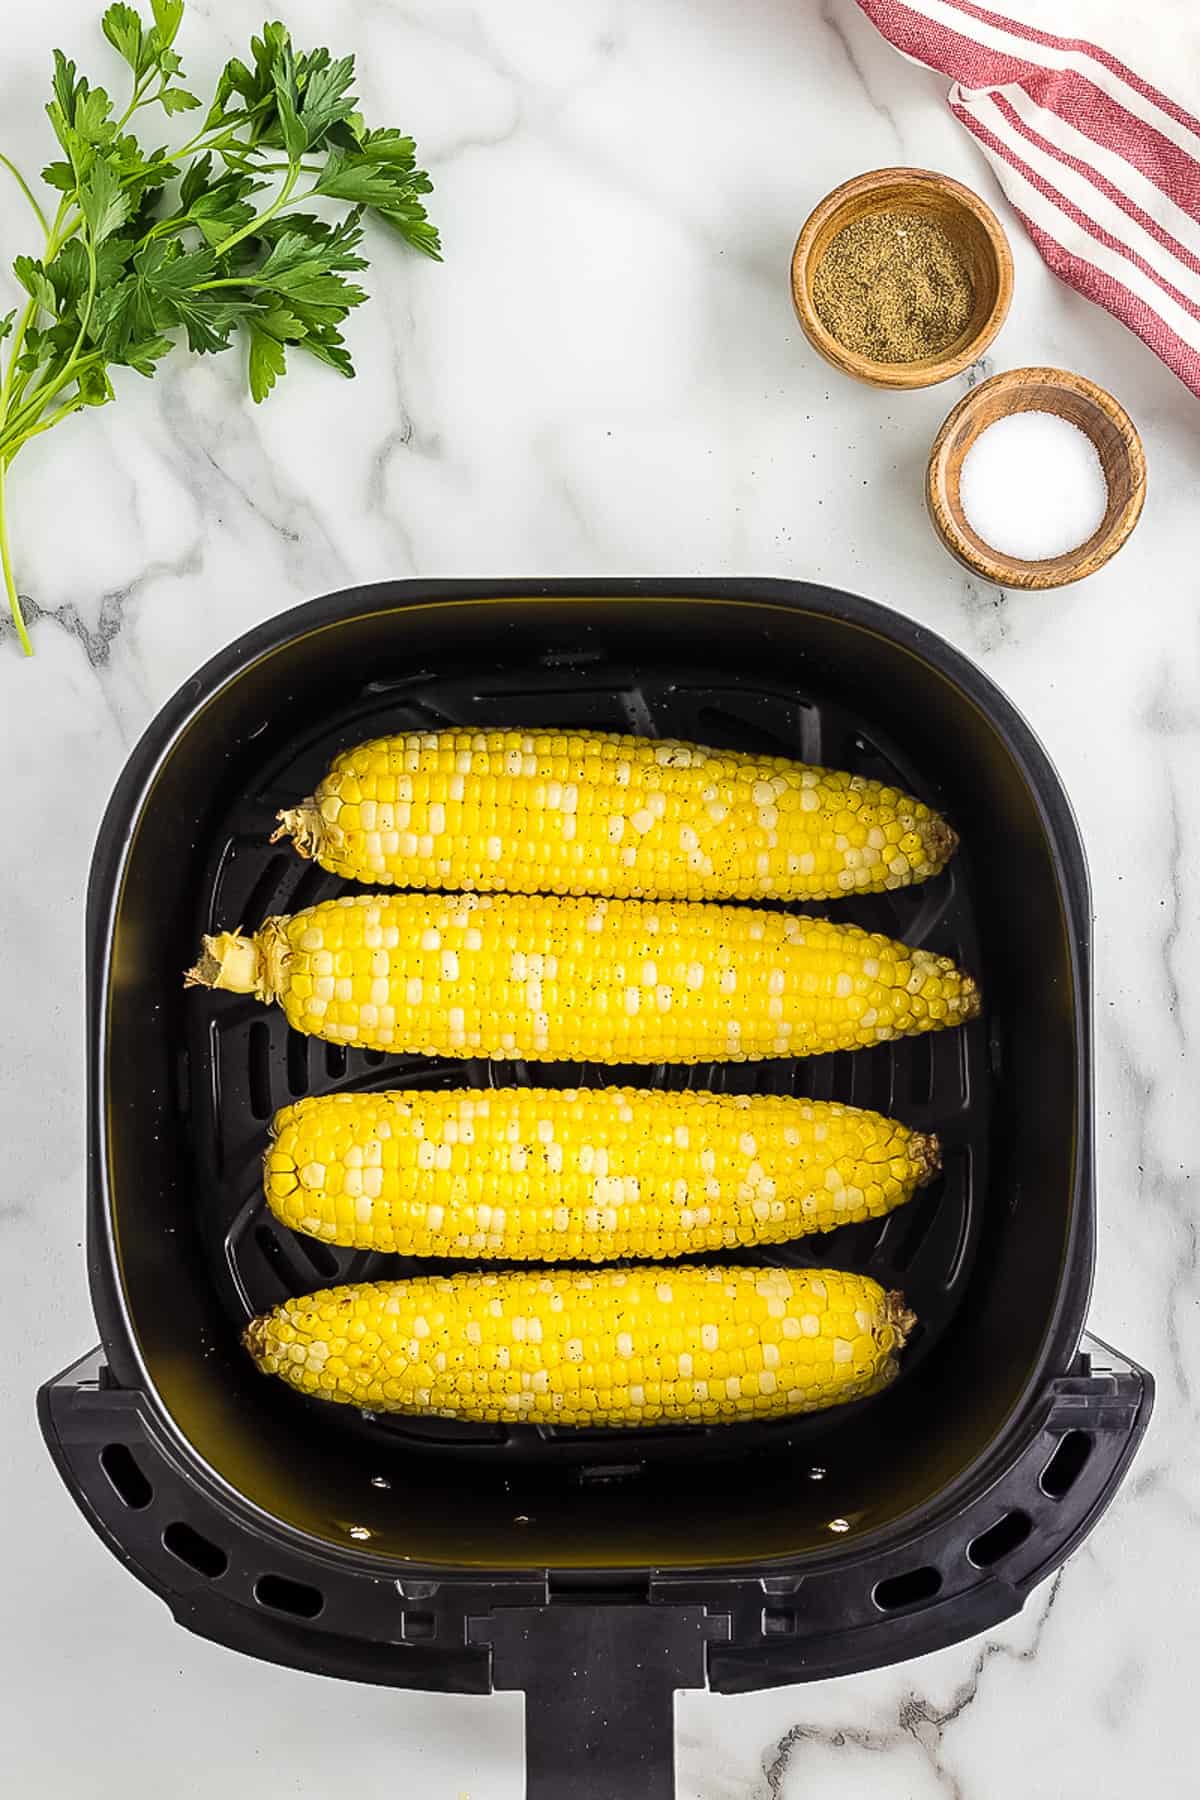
[3, 1, 1196, 1793]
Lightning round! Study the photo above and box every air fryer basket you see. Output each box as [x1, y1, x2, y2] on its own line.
[41, 580, 1151, 1799]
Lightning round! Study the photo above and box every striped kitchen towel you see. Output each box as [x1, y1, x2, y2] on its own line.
[854, 0, 1200, 395]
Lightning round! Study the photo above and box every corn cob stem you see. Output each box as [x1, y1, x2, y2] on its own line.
[185, 927, 271, 998]
[186, 892, 980, 1064]
[274, 806, 321, 858]
[244, 1264, 915, 1426]
[266, 1087, 940, 1259]
[270, 728, 957, 902]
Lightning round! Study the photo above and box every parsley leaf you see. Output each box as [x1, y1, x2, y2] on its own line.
[298, 50, 357, 145]
[40, 161, 77, 193]
[101, 5, 144, 74]
[150, 0, 184, 49]
[248, 317, 288, 401]
[77, 361, 114, 405]
[359, 127, 418, 168]
[312, 148, 401, 206]
[78, 158, 132, 242]
[374, 199, 442, 261]
[312, 143, 441, 259]
[131, 237, 256, 352]
[133, 233, 217, 293]
[270, 39, 307, 162]
[123, 331, 175, 375]
[296, 323, 353, 377]
[48, 235, 132, 317]
[12, 255, 57, 315]
[75, 84, 118, 149]
[160, 87, 201, 115]
[255, 216, 368, 282]
[178, 146, 212, 210]
[51, 51, 81, 125]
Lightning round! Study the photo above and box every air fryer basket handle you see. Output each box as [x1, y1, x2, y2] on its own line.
[477, 1603, 716, 1800]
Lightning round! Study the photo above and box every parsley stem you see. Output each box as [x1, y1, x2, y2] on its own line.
[221, 156, 323, 175]
[54, 152, 100, 404]
[0, 298, 38, 412]
[213, 160, 301, 257]
[172, 98, 276, 163]
[0, 151, 49, 235]
[2, 392, 84, 457]
[0, 195, 73, 463]
[192, 276, 267, 290]
[0, 354, 103, 453]
[0, 457, 32, 656]
[115, 69, 157, 132]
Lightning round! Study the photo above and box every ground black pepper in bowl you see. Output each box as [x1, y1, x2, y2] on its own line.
[811, 210, 974, 363]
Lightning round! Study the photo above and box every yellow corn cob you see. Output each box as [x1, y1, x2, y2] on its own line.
[272, 728, 956, 902]
[186, 892, 980, 1063]
[266, 1088, 940, 1259]
[244, 1264, 914, 1426]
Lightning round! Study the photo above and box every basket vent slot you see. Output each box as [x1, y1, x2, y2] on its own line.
[163, 1521, 229, 1579]
[907, 1033, 934, 1105]
[967, 1509, 1032, 1568]
[1040, 1430, 1092, 1499]
[829, 1050, 855, 1102]
[100, 1443, 153, 1511]
[872, 1565, 942, 1612]
[295, 1234, 341, 1278]
[240, 854, 291, 931]
[286, 1030, 309, 1097]
[254, 1573, 324, 1618]
[248, 1021, 273, 1119]
[254, 1223, 294, 1281]
[889, 1189, 940, 1273]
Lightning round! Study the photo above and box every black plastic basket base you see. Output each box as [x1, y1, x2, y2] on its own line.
[41, 1336, 1151, 1800]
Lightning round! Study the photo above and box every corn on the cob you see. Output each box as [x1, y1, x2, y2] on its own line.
[186, 892, 980, 1063]
[266, 1088, 939, 1259]
[244, 1264, 914, 1426]
[272, 728, 956, 902]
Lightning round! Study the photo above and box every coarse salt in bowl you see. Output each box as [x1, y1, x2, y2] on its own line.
[925, 367, 1146, 591]
[958, 412, 1108, 561]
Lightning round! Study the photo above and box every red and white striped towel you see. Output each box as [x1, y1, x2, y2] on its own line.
[854, 0, 1200, 395]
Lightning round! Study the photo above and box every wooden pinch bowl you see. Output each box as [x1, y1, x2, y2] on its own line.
[791, 167, 1014, 389]
[926, 367, 1146, 591]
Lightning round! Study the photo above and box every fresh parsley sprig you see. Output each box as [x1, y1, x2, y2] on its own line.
[0, 1, 439, 654]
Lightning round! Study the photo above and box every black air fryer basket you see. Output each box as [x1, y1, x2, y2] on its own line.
[42, 579, 1151, 1798]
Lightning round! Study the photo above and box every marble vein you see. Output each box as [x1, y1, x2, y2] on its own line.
[761, 1574, 1063, 1800]
[816, 0, 907, 156]
[0, 541, 203, 668]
